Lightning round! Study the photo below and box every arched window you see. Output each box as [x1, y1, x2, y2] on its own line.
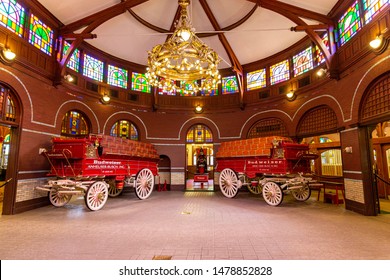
[247, 118, 288, 138]
[186, 124, 213, 143]
[110, 120, 139, 140]
[0, 85, 17, 123]
[61, 110, 90, 137]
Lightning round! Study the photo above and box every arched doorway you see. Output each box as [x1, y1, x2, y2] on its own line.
[360, 72, 390, 213]
[0, 83, 21, 215]
[185, 124, 214, 191]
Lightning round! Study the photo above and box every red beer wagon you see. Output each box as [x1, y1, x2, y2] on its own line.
[36, 134, 159, 211]
[215, 136, 321, 206]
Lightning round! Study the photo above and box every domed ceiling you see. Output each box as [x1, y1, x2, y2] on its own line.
[37, 0, 338, 70]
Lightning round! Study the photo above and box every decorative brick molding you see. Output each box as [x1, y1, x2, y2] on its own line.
[344, 178, 365, 204]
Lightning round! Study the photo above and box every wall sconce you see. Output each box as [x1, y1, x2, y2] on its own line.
[369, 35, 383, 49]
[195, 105, 203, 113]
[316, 68, 327, 77]
[101, 94, 110, 104]
[286, 91, 295, 101]
[0, 45, 16, 63]
[344, 146, 353, 154]
[64, 74, 74, 82]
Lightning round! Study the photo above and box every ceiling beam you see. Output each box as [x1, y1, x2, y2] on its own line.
[250, 0, 333, 24]
[199, 0, 243, 75]
[56, 0, 150, 81]
[199, 0, 244, 108]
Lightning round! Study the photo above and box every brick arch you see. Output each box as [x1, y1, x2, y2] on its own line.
[296, 105, 338, 137]
[178, 117, 221, 141]
[103, 112, 147, 141]
[54, 100, 100, 134]
[359, 71, 390, 124]
[246, 117, 289, 138]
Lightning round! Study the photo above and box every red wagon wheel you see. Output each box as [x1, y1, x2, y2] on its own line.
[134, 168, 154, 200]
[219, 168, 240, 198]
[262, 181, 283, 206]
[85, 181, 109, 211]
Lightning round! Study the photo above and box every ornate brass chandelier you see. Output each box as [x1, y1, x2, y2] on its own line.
[146, 0, 221, 95]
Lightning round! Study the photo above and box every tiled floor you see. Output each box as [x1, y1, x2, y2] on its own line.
[1, 190, 390, 260]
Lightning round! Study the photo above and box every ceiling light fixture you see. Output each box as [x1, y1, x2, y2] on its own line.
[146, 0, 221, 95]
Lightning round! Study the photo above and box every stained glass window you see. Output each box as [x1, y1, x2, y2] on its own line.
[61, 110, 89, 137]
[314, 33, 329, 65]
[337, 1, 362, 46]
[186, 124, 213, 143]
[0, 84, 16, 122]
[83, 54, 104, 82]
[63, 41, 80, 72]
[178, 81, 197, 96]
[201, 79, 219, 96]
[108, 65, 128, 89]
[110, 120, 138, 141]
[270, 60, 290, 85]
[28, 14, 53, 55]
[222, 76, 239, 94]
[293, 47, 314, 77]
[158, 78, 176, 95]
[247, 69, 266, 90]
[0, 0, 25, 36]
[363, 0, 389, 23]
[131, 72, 151, 93]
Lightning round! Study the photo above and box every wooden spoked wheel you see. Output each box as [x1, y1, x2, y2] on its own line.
[107, 179, 124, 197]
[247, 181, 262, 195]
[85, 181, 109, 211]
[219, 168, 239, 198]
[262, 181, 283, 206]
[49, 187, 72, 207]
[292, 185, 311, 201]
[134, 168, 154, 200]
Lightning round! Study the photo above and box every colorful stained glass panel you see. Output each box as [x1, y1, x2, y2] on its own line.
[131, 72, 151, 93]
[222, 76, 239, 94]
[247, 69, 266, 90]
[0, 0, 25, 36]
[314, 33, 329, 65]
[177, 81, 197, 96]
[293, 47, 314, 77]
[337, 1, 362, 46]
[108, 65, 128, 89]
[29, 14, 53, 55]
[270, 60, 290, 85]
[63, 41, 80, 72]
[110, 120, 138, 140]
[363, 0, 389, 23]
[83, 54, 104, 82]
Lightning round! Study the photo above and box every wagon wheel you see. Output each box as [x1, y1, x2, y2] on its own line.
[262, 181, 283, 206]
[219, 168, 239, 198]
[134, 168, 154, 200]
[107, 179, 124, 197]
[85, 181, 109, 211]
[49, 187, 72, 207]
[247, 182, 262, 195]
[292, 185, 311, 201]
